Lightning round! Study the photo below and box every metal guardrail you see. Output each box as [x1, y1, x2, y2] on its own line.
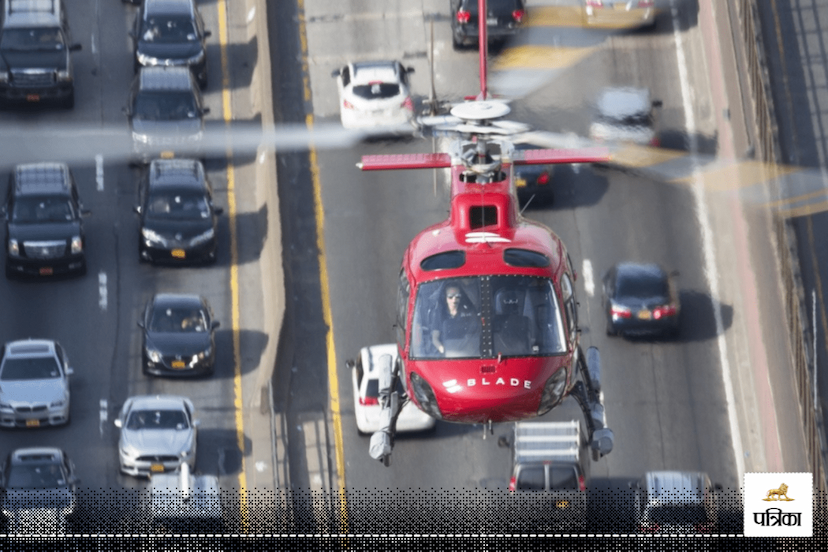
[735, 0, 828, 503]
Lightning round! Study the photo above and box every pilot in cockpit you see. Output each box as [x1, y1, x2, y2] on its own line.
[430, 284, 479, 356]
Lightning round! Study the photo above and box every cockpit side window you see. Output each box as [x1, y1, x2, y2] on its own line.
[396, 268, 410, 350]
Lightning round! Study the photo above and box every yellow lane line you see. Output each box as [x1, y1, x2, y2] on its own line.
[765, 186, 827, 210]
[777, 199, 828, 219]
[298, 0, 349, 533]
[670, 160, 797, 191]
[610, 143, 688, 168]
[217, 0, 248, 532]
[493, 44, 596, 70]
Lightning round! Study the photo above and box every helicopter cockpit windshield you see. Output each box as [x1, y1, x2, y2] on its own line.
[410, 276, 567, 360]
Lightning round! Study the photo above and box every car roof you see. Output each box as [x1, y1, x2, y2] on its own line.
[14, 163, 71, 196]
[349, 61, 400, 84]
[360, 344, 398, 378]
[615, 262, 665, 280]
[127, 395, 191, 411]
[4, 0, 61, 28]
[596, 87, 651, 118]
[151, 293, 205, 309]
[149, 159, 205, 188]
[9, 447, 63, 464]
[139, 66, 194, 91]
[643, 471, 708, 504]
[144, 0, 195, 17]
[4, 339, 56, 357]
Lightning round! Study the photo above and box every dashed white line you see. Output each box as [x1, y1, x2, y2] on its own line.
[247, 7, 256, 24]
[99, 399, 107, 437]
[95, 154, 104, 191]
[98, 272, 107, 311]
[582, 259, 595, 297]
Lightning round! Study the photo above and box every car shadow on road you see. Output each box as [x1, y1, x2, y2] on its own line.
[213, 328, 269, 378]
[522, 164, 610, 212]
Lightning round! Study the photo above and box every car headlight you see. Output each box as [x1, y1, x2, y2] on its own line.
[136, 52, 161, 66]
[0, 401, 12, 410]
[187, 50, 205, 65]
[537, 368, 568, 415]
[189, 228, 214, 246]
[132, 131, 151, 144]
[145, 347, 162, 363]
[195, 346, 211, 361]
[186, 130, 204, 142]
[50, 398, 66, 408]
[61, 502, 75, 517]
[8, 238, 19, 257]
[120, 445, 138, 460]
[409, 372, 442, 420]
[0, 71, 9, 83]
[141, 228, 167, 246]
[57, 69, 72, 82]
[2, 507, 12, 518]
[70, 236, 82, 254]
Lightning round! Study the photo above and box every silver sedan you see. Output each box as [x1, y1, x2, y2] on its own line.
[114, 395, 199, 478]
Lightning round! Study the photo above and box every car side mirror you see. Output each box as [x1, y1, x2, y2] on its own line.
[122, 106, 130, 116]
[204, 30, 212, 38]
[137, 321, 145, 329]
[652, 99, 663, 108]
[213, 206, 224, 215]
[133, 205, 142, 215]
[0, 206, 6, 218]
[69, 44, 82, 52]
[114, 419, 122, 429]
[714, 483, 723, 491]
[406, 66, 415, 74]
[202, 107, 211, 115]
[81, 209, 92, 217]
[193, 419, 201, 428]
[211, 321, 220, 330]
[331, 68, 341, 78]
[66, 367, 74, 376]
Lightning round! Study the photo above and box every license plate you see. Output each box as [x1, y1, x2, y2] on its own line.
[160, 150, 175, 159]
[637, 310, 652, 320]
[171, 249, 186, 259]
[26, 94, 40, 102]
[150, 464, 164, 473]
[39, 267, 53, 276]
[556, 500, 570, 509]
[515, 177, 527, 188]
[487, 17, 498, 25]
[26, 419, 40, 427]
[171, 360, 186, 369]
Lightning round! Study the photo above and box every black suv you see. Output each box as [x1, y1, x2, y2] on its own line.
[0, 0, 82, 108]
[134, 158, 222, 263]
[2, 163, 89, 278]
[450, 0, 525, 50]
[130, 0, 211, 89]
[125, 66, 209, 163]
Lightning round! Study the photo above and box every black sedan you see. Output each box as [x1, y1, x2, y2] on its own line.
[0, 447, 79, 535]
[138, 293, 218, 377]
[603, 262, 680, 338]
[130, 0, 212, 89]
[513, 142, 555, 207]
[135, 158, 222, 264]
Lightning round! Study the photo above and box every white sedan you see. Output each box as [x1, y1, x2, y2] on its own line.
[331, 60, 415, 133]
[350, 344, 436, 434]
[583, 0, 657, 29]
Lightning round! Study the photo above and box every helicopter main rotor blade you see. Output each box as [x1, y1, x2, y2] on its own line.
[0, 121, 365, 170]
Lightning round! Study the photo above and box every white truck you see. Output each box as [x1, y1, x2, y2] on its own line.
[506, 420, 589, 531]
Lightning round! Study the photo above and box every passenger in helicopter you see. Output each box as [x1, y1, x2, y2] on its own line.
[430, 284, 480, 356]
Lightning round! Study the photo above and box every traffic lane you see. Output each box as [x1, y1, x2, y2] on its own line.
[528, 165, 740, 492]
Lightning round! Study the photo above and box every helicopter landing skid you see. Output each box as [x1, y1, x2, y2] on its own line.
[571, 346, 615, 462]
[369, 354, 402, 466]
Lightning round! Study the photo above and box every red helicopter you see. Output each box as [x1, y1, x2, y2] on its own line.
[357, 0, 615, 465]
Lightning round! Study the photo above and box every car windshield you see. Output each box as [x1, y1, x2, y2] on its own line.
[140, 16, 199, 43]
[146, 190, 210, 220]
[6, 463, 67, 489]
[150, 306, 208, 333]
[0, 27, 65, 52]
[12, 196, 74, 223]
[617, 272, 668, 299]
[351, 83, 400, 100]
[646, 504, 709, 524]
[0, 357, 60, 380]
[410, 275, 566, 360]
[516, 466, 545, 491]
[126, 408, 189, 430]
[133, 92, 198, 121]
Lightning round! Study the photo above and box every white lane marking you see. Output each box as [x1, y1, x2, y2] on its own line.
[670, 0, 744, 480]
[247, 7, 256, 24]
[95, 154, 104, 191]
[255, 461, 266, 472]
[582, 259, 595, 297]
[91, 33, 97, 55]
[99, 399, 107, 437]
[98, 272, 107, 311]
